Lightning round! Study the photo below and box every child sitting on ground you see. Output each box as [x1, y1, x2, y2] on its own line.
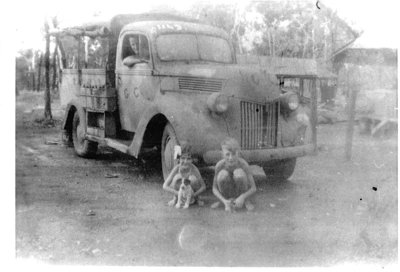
[163, 141, 206, 207]
[211, 137, 257, 212]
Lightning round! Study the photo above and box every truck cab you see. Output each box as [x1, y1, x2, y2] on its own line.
[58, 13, 317, 180]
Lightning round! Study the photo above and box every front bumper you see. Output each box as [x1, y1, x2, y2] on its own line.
[203, 143, 316, 165]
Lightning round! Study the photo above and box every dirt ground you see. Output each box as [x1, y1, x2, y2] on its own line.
[15, 91, 397, 267]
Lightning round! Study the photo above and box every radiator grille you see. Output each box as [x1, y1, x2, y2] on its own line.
[240, 101, 279, 150]
[178, 77, 223, 92]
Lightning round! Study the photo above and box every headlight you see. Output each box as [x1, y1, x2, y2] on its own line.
[280, 91, 299, 112]
[207, 93, 229, 113]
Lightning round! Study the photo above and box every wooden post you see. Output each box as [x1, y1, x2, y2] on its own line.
[299, 78, 304, 97]
[31, 71, 35, 92]
[310, 78, 318, 152]
[345, 87, 358, 160]
[77, 37, 82, 85]
[52, 39, 58, 91]
[44, 20, 52, 120]
[84, 36, 89, 68]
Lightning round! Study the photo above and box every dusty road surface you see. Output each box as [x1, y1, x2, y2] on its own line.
[16, 91, 397, 266]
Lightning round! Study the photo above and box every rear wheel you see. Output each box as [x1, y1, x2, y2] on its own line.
[161, 123, 179, 180]
[261, 158, 297, 181]
[72, 111, 98, 157]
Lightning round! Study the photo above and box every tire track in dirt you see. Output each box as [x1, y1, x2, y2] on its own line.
[18, 144, 58, 166]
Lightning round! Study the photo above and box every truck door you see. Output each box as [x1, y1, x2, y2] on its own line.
[116, 33, 153, 132]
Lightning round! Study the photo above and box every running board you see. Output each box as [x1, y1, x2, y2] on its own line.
[86, 135, 130, 154]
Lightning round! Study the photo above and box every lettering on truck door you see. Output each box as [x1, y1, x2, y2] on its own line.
[116, 33, 153, 132]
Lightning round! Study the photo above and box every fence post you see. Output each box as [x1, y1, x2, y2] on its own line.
[310, 78, 318, 153]
[345, 87, 358, 160]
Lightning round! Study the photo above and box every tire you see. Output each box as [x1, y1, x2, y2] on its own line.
[161, 123, 179, 181]
[72, 111, 98, 157]
[261, 158, 297, 181]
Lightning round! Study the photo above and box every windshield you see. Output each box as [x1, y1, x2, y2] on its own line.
[156, 34, 233, 63]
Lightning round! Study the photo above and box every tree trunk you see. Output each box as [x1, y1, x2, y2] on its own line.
[324, 32, 328, 60]
[32, 71, 35, 92]
[267, 30, 272, 56]
[231, 4, 243, 55]
[236, 30, 243, 55]
[271, 31, 275, 57]
[52, 16, 67, 69]
[302, 32, 308, 58]
[52, 39, 58, 91]
[311, 28, 315, 59]
[44, 20, 52, 120]
[37, 54, 42, 92]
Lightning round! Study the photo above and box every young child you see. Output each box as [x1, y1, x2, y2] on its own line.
[163, 141, 206, 207]
[212, 137, 257, 212]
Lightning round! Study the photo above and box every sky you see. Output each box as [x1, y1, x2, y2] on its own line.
[8, 0, 399, 54]
[323, 0, 398, 48]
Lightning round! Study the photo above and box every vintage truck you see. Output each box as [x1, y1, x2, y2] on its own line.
[57, 13, 317, 180]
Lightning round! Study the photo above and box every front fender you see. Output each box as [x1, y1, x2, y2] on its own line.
[163, 107, 229, 156]
[128, 105, 179, 157]
[280, 105, 312, 146]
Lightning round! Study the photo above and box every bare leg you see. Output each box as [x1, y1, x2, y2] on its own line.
[188, 175, 203, 206]
[183, 187, 193, 209]
[244, 200, 255, 211]
[233, 169, 250, 209]
[196, 197, 204, 206]
[216, 170, 236, 212]
[225, 199, 234, 212]
[175, 190, 183, 209]
[169, 174, 181, 207]
[211, 201, 220, 209]
[168, 196, 177, 206]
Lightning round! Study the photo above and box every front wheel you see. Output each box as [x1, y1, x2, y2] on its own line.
[161, 123, 179, 180]
[261, 158, 297, 181]
[72, 111, 98, 157]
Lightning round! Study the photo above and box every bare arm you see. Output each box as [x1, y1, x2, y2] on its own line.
[212, 161, 230, 205]
[239, 171, 257, 199]
[191, 165, 206, 197]
[122, 56, 147, 67]
[162, 165, 179, 196]
[235, 160, 257, 204]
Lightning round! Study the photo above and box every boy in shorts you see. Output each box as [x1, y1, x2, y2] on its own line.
[163, 142, 206, 207]
[211, 137, 257, 212]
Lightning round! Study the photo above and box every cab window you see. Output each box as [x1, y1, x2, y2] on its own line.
[121, 34, 150, 62]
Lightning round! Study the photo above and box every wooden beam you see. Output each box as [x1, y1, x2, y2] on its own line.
[345, 87, 358, 160]
[49, 27, 110, 39]
[44, 20, 52, 120]
[310, 78, 318, 153]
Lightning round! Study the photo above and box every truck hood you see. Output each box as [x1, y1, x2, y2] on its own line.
[157, 63, 281, 101]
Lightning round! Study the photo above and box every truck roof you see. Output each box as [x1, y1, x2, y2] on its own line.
[121, 20, 229, 39]
[75, 13, 201, 38]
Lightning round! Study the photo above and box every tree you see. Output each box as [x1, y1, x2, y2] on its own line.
[187, 2, 241, 52]
[193, 0, 360, 60]
[44, 19, 52, 120]
[15, 49, 35, 92]
[37, 52, 43, 91]
[52, 17, 59, 92]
